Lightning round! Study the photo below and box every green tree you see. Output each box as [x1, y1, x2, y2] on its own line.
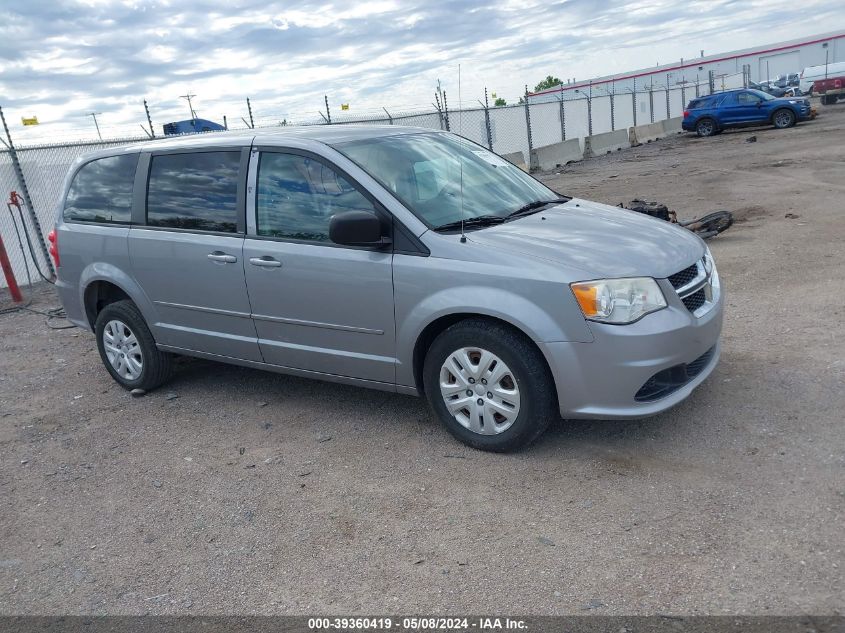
[494, 97, 507, 106]
[534, 75, 563, 92]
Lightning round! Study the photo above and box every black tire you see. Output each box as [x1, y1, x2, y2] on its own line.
[422, 318, 557, 452]
[772, 108, 795, 129]
[693, 210, 734, 238]
[695, 118, 717, 137]
[94, 300, 173, 391]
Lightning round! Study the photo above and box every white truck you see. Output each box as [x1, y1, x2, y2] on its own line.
[799, 61, 845, 94]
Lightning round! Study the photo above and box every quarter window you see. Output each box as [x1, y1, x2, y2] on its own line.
[147, 151, 240, 233]
[256, 153, 375, 242]
[64, 154, 139, 224]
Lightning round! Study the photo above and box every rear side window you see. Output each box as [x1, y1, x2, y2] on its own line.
[64, 154, 139, 224]
[147, 151, 240, 233]
[256, 152, 375, 242]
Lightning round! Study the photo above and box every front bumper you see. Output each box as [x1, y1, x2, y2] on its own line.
[539, 281, 723, 419]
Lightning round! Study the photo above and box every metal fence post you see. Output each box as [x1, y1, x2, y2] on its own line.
[587, 81, 593, 137]
[696, 76, 700, 98]
[610, 82, 615, 131]
[442, 91, 450, 131]
[0, 106, 54, 277]
[681, 79, 686, 110]
[143, 99, 156, 138]
[665, 74, 671, 119]
[483, 88, 493, 150]
[558, 82, 566, 141]
[632, 78, 637, 128]
[708, 70, 715, 93]
[648, 85, 654, 123]
[523, 85, 534, 170]
[434, 92, 445, 130]
[247, 98, 255, 128]
[324, 96, 331, 125]
[383, 108, 393, 125]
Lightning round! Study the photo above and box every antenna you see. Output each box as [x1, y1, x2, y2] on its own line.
[458, 64, 466, 243]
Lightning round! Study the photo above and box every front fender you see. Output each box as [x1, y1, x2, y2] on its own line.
[394, 284, 594, 388]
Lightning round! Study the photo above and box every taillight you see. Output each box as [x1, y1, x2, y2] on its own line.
[47, 228, 60, 268]
[683, 110, 690, 118]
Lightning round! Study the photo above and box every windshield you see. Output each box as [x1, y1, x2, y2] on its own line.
[332, 132, 560, 229]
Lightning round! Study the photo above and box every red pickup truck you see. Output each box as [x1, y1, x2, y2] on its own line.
[814, 76, 844, 105]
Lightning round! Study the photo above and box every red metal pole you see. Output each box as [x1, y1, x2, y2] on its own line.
[0, 232, 23, 303]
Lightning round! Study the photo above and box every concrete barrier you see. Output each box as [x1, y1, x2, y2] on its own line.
[529, 138, 584, 171]
[584, 129, 630, 158]
[629, 121, 665, 145]
[662, 117, 684, 134]
[501, 151, 528, 171]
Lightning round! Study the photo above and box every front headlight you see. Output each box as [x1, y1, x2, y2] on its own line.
[570, 277, 667, 324]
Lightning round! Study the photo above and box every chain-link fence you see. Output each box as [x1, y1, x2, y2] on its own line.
[1, 71, 746, 290]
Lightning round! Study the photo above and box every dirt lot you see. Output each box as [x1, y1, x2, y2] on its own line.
[1, 105, 844, 616]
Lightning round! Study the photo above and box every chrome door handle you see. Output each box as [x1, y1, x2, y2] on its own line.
[249, 256, 282, 268]
[208, 252, 237, 263]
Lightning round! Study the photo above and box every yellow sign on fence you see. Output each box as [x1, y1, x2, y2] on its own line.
[341, 104, 349, 111]
[21, 116, 39, 126]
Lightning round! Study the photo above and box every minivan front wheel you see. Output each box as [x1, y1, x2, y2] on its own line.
[95, 300, 172, 391]
[422, 319, 557, 452]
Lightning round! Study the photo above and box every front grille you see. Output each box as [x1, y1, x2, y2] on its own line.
[668, 263, 698, 289]
[682, 288, 706, 312]
[634, 345, 716, 402]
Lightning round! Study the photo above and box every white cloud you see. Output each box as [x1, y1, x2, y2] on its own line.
[0, 0, 841, 142]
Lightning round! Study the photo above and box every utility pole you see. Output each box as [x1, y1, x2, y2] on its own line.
[87, 112, 103, 140]
[179, 93, 197, 119]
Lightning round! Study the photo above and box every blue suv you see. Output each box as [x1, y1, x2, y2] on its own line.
[682, 89, 811, 137]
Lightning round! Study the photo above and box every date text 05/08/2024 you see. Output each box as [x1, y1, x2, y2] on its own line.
[308, 617, 528, 630]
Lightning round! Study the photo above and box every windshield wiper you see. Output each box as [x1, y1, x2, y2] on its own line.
[433, 215, 506, 232]
[504, 198, 568, 220]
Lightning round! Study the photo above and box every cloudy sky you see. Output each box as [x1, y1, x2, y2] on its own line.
[1, 0, 842, 142]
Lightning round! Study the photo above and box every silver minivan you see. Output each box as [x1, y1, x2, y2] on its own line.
[52, 126, 723, 451]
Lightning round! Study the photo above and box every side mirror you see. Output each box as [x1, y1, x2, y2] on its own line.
[329, 211, 390, 247]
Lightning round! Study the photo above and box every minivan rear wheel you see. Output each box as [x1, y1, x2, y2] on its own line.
[95, 300, 172, 391]
[422, 319, 557, 452]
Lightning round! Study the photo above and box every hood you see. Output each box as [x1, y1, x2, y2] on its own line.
[468, 198, 705, 279]
[774, 96, 809, 104]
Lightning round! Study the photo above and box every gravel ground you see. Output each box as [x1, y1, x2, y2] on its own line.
[1, 105, 843, 616]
